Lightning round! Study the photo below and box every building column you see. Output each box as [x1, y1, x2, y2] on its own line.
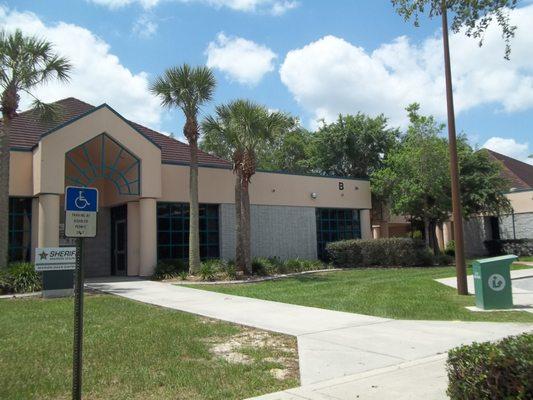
[139, 198, 157, 276]
[443, 221, 453, 247]
[127, 201, 140, 276]
[372, 225, 381, 239]
[436, 224, 444, 250]
[360, 209, 372, 240]
[37, 194, 60, 248]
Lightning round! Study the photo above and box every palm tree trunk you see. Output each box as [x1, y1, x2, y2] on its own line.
[234, 170, 245, 274]
[241, 178, 252, 275]
[0, 113, 10, 268]
[188, 136, 201, 274]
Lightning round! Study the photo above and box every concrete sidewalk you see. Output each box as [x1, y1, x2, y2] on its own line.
[87, 277, 532, 399]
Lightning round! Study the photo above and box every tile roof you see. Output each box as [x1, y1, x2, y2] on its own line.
[5, 97, 230, 168]
[485, 149, 533, 190]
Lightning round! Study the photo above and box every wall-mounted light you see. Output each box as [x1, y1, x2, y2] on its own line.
[310, 192, 318, 199]
[354, 186, 359, 190]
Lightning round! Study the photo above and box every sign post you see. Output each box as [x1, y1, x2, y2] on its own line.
[64, 186, 98, 400]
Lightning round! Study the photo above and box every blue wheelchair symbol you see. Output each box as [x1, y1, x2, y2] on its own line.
[65, 186, 98, 212]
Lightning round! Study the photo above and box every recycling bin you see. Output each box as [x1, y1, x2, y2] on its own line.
[472, 255, 516, 310]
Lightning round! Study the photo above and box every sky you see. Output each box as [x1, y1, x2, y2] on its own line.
[3, 0, 533, 164]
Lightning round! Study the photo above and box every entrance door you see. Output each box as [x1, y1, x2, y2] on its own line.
[111, 205, 127, 276]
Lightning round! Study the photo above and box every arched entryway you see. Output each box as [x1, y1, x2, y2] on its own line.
[64, 133, 141, 276]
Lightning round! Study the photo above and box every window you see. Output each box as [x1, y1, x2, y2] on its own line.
[157, 203, 219, 261]
[316, 208, 361, 260]
[8, 197, 32, 262]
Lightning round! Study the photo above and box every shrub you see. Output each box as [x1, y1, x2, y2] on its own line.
[444, 240, 455, 257]
[434, 253, 454, 266]
[484, 239, 533, 257]
[447, 333, 533, 400]
[327, 238, 433, 268]
[0, 263, 42, 294]
[252, 257, 282, 276]
[199, 260, 218, 281]
[152, 259, 187, 280]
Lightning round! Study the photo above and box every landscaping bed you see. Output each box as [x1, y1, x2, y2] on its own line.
[191, 266, 533, 323]
[0, 294, 299, 400]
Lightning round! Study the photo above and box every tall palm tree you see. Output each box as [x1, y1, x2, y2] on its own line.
[202, 100, 290, 274]
[0, 29, 71, 267]
[151, 64, 216, 274]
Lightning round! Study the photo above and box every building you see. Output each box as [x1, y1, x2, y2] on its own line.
[6, 98, 372, 276]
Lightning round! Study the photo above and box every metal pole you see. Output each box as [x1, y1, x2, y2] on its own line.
[441, 2, 468, 295]
[72, 237, 84, 400]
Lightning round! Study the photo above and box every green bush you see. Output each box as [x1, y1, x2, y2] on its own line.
[152, 259, 187, 280]
[252, 257, 282, 276]
[447, 333, 533, 400]
[0, 263, 42, 294]
[434, 253, 454, 266]
[444, 240, 455, 257]
[199, 260, 218, 281]
[327, 238, 433, 268]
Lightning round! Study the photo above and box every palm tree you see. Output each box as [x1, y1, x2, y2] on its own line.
[0, 29, 71, 267]
[151, 65, 216, 274]
[202, 100, 290, 274]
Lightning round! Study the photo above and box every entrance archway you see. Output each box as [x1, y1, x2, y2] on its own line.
[64, 133, 142, 276]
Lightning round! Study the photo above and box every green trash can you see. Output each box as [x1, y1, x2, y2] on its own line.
[473, 255, 516, 310]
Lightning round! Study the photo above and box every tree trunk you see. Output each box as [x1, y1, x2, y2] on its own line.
[0, 112, 10, 268]
[241, 178, 252, 275]
[188, 135, 201, 274]
[234, 170, 245, 274]
[423, 217, 430, 248]
[428, 220, 441, 255]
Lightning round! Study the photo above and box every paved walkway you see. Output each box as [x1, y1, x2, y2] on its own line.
[87, 277, 532, 399]
[436, 268, 533, 313]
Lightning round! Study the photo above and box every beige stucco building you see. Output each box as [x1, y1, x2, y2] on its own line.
[7, 98, 372, 276]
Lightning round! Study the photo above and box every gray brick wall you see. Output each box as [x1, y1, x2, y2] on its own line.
[500, 212, 533, 239]
[463, 217, 492, 257]
[220, 204, 318, 260]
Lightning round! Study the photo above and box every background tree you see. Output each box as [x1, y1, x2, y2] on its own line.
[372, 104, 511, 254]
[151, 64, 216, 274]
[307, 113, 399, 178]
[202, 100, 291, 274]
[391, 0, 519, 295]
[0, 29, 71, 267]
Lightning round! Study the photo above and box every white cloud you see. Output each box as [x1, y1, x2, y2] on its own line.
[483, 137, 533, 165]
[0, 7, 162, 128]
[132, 14, 158, 38]
[88, 0, 299, 14]
[206, 32, 277, 86]
[280, 5, 533, 127]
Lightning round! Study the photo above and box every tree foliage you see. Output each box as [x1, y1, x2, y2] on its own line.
[391, 0, 519, 59]
[308, 114, 399, 178]
[372, 104, 511, 253]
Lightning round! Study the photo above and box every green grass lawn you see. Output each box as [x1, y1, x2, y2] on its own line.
[0, 295, 298, 400]
[191, 266, 533, 323]
[517, 256, 533, 262]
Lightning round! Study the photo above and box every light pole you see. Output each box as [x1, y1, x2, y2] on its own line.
[441, 1, 468, 295]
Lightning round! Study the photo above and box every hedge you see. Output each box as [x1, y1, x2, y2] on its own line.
[447, 333, 533, 400]
[326, 237, 433, 268]
[484, 239, 533, 257]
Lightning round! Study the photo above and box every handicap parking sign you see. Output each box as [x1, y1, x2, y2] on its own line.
[65, 186, 99, 238]
[65, 187, 98, 212]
